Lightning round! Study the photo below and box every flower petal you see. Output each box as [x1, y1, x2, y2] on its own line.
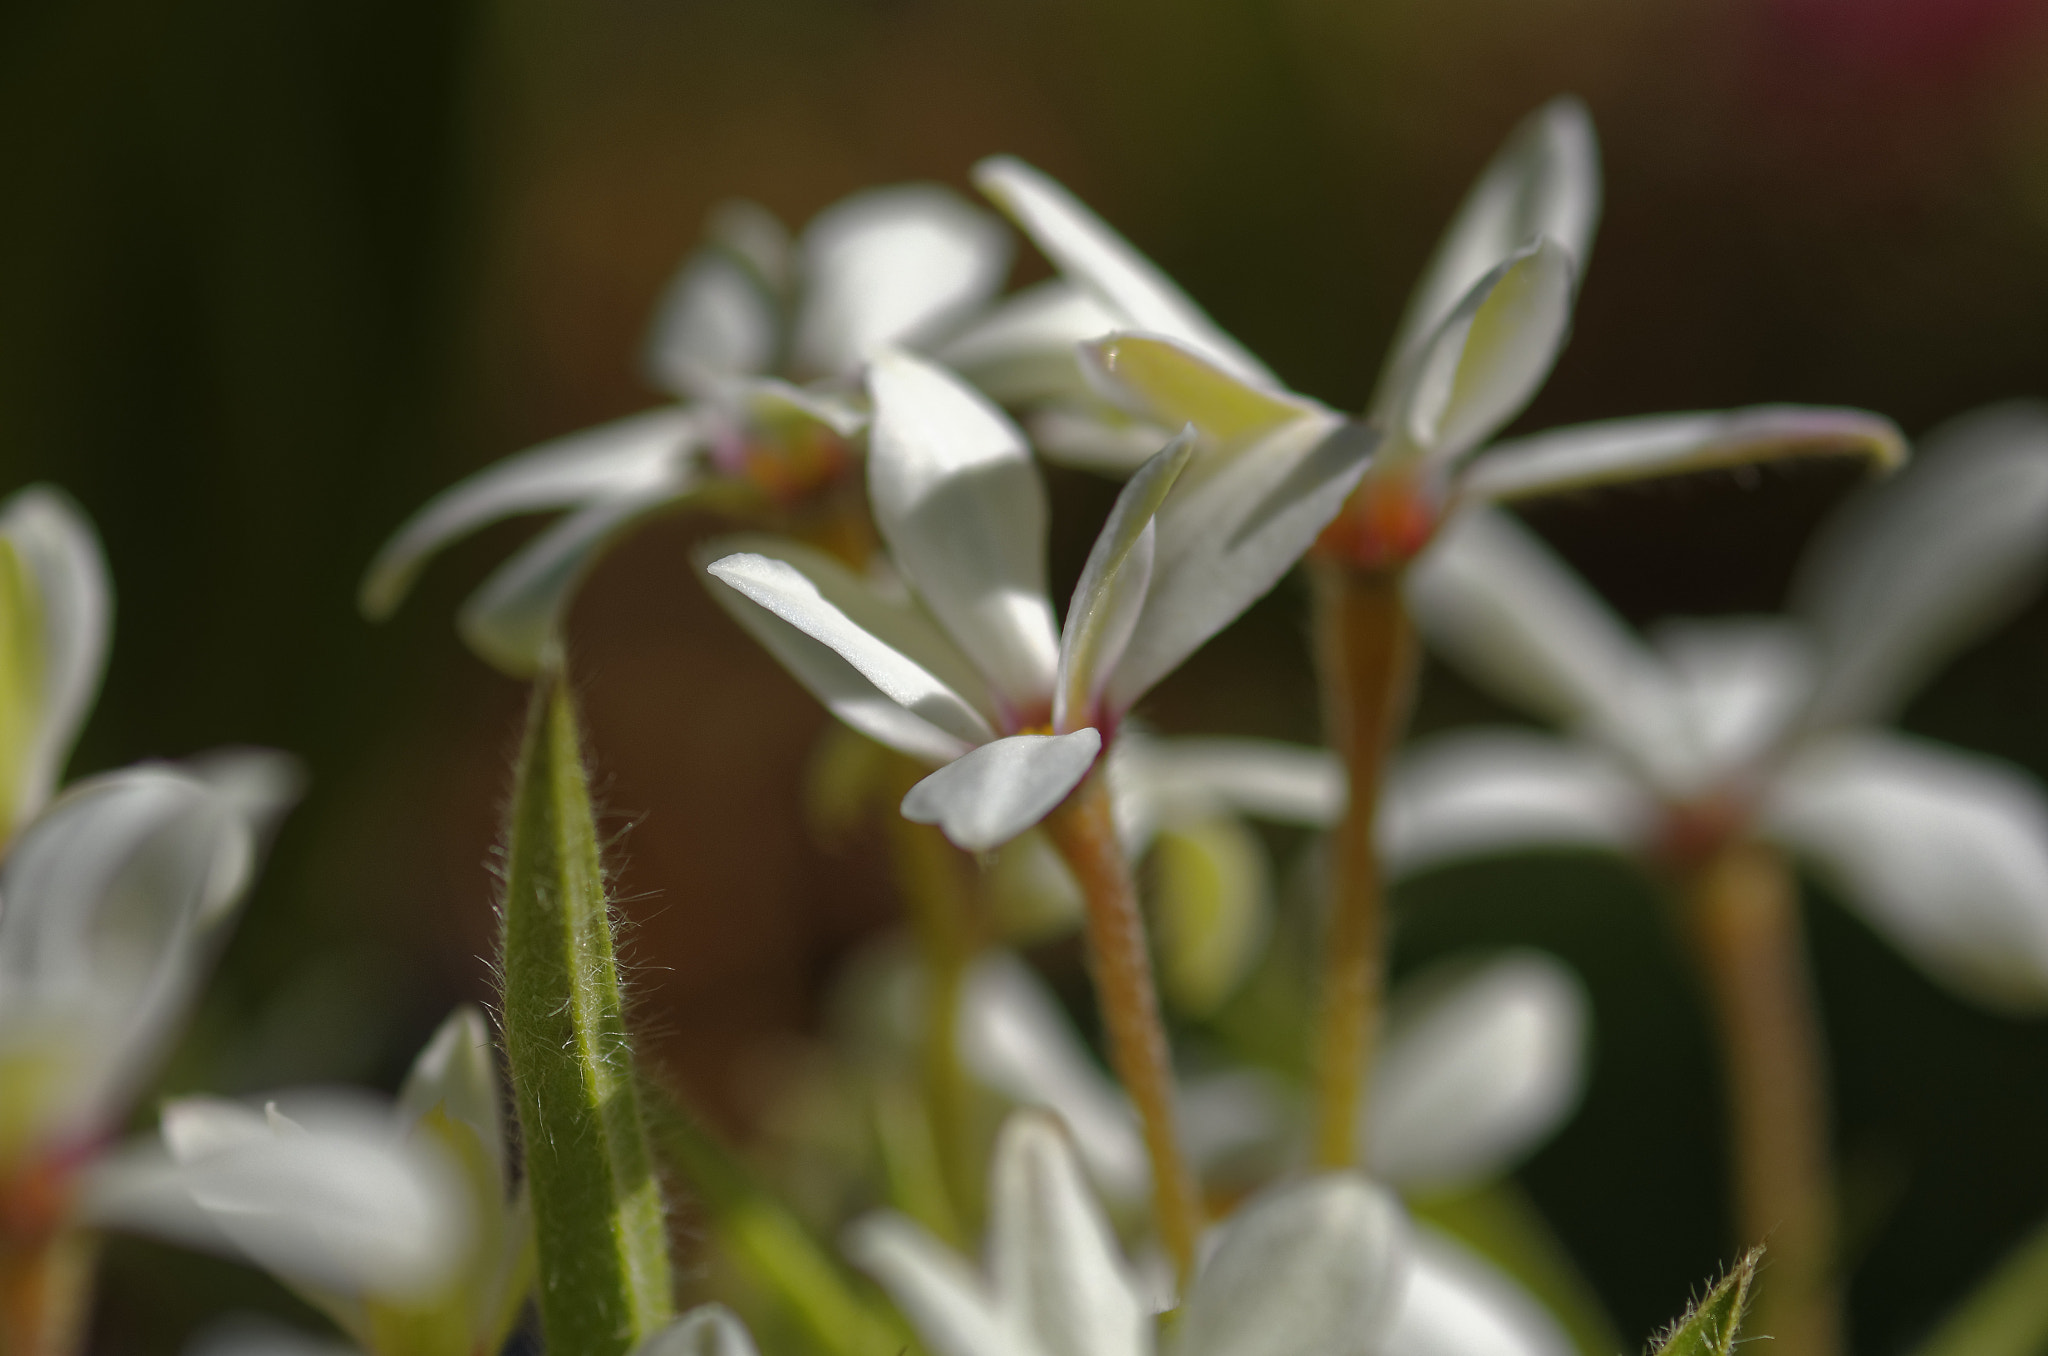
[0, 486, 110, 833]
[793, 185, 1013, 378]
[398, 1004, 505, 1185]
[1393, 241, 1575, 470]
[1177, 1172, 1408, 1356]
[634, 1304, 763, 1356]
[1651, 617, 1818, 777]
[1460, 405, 1905, 505]
[1405, 508, 1690, 789]
[1791, 400, 2048, 726]
[705, 544, 997, 755]
[1378, 97, 1599, 410]
[359, 407, 701, 621]
[1109, 734, 1345, 851]
[1380, 1230, 1577, 1356]
[643, 236, 784, 397]
[844, 1213, 1025, 1356]
[960, 953, 1149, 1203]
[1106, 416, 1375, 714]
[988, 1112, 1150, 1356]
[901, 730, 1102, 851]
[1079, 335, 1328, 451]
[1379, 729, 1647, 876]
[458, 483, 686, 677]
[1367, 953, 1590, 1190]
[973, 156, 1275, 386]
[1766, 731, 2048, 1011]
[1054, 433, 1193, 731]
[936, 280, 1123, 406]
[867, 351, 1062, 707]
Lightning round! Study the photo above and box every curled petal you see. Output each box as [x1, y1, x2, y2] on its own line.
[1368, 953, 1590, 1190]
[1792, 400, 2048, 726]
[1461, 405, 1904, 506]
[867, 351, 1061, 707]
[973, 156, 1275, 386]
[1380, 1230, 1577, 1356]
[1080, 335, 1327, 451]
[399, 1004, 506, 1185]
[793, 185, 1013, 378]
[0, 485, 110, 832]
[1767, 731, 2048, 1011]
[936, 280, 1123, 406]
[634, 1304, 763, 1356]
[901, 730, 1103, 852]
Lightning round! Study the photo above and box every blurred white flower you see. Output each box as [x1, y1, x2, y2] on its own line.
[88, 1006, 533, 1356]
[0, 485, 109, 839]
[1400, 401, 2048, 1009]
[633, 1303, 764, 1356]
[704, 351, 1372, 851]
[846, 1109, 1407, 1356]
[0, 749, 299, 1198]
[961, 102, 1898, 568]
[361, 186, 1014, 675]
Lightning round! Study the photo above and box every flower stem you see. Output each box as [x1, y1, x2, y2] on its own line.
[1682, 840, 1838, 1356]
[1043, 772, 1203, 1287]
[885, 797, 981, 1239]
[1308, 560, 1420, 1170]
[0, 1228, 94, 1356]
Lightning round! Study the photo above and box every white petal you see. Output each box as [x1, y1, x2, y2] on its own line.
[1106, 415, 1374, 713]
[902, 730, 1103, 852]
[1110, 734, 1344, 850]
[1405, 508, 1691, 789]
[1393, 241, 1575, 471]
[0, 486, 110, 831]
[846, 1213, 1029, 1356]
[705, 545, 996, 756]
[989, 1113, 1149, 1356]
[1792, 400, 2048, 726]
[1368, 953, 1589, 1190]
[359, 407, 701, 620]
[1177, 1173, 1407, 1356]
[1380, 1230, 1577, 1356]
[1651, 617, 1818, 777]
[1460, 406, 1905, 505]
[634, 1304, 763, 1356]
[793, 185, 1013, 378]
[1766, 731, 2048, 1010]
[1078, 335, 1329, 452]
[643, 241, 782, 397]
[973, 157, 1275, 387]
[182, 1316, 362, 1356]
[1054, 434, 1193, 731]
[1028, 406, 1185, 476]
[459, 482, 688, 677]
[1379, 729, 1648, 876]
[1378, 97, 1600, 411]
[935, 280, 1123, 406]
[398, 1004, 505, 1184]
[867, 352, 1062, 707]
[960, 953, 1150, 1204]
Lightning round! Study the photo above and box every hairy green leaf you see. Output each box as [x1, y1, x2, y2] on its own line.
[1652, 1248, 1762, 1356]
[501, 676, 673, 1354]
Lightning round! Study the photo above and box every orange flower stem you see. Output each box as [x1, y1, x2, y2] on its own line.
[1044, 772, 1203, 1287]
[0, 1226, 95, 1356]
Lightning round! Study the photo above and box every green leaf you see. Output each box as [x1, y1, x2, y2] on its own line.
[1907, 1215, 2048, 1356]
[1652, 1247, 1763, 1356]
[501, 675, 673, 1354]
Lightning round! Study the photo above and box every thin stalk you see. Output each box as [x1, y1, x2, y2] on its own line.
[884, 794, 980, 1238]
[1043, 772, 1202, 1287]
[1682, 840, 1837, 1356]
[1308, 560, 1420, 1169]
[0, 1228, 93, 1356]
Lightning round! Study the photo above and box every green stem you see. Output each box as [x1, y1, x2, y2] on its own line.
[1043, 772, 1202, 1287]
[1308, 560, 1419, 1169]
[501, 675, 673, 1355]
[1682, 841, 1837, 1356]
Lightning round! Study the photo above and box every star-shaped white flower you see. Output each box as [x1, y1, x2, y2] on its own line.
[953, 102, 1899, 569]
[88, 1006, 533, 1356]
[361, 186, 1015, 675]
[1397, 401, 2048, 1008]
[846, 1110, 1408, 1356]
[703, 350, 1373, 851]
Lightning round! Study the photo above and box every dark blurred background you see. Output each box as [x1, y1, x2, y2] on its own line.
[8, 0, 2048, 1348]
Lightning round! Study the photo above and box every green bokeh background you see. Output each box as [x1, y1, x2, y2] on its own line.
[7, 0, 2048, 1348]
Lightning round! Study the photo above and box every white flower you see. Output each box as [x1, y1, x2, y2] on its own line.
[361, 186, 1014, 675]
[87, 1006, 532, 1356]
[0, 749, 299, 1190]
[961, 103, 1899, 568]
[703, 351, 1372, 851]
[0, 485, 109, 838]
[845, 1110, 1407, 1356]
[633, 1304, 765, 1356]
[1399, 401, 2048, 1009]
